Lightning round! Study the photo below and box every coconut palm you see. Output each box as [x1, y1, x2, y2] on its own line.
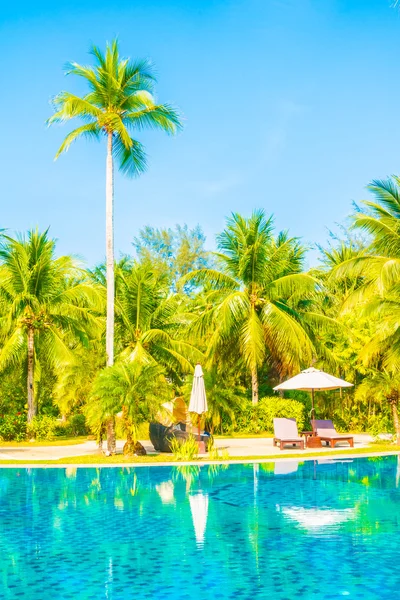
[47, 39, 181, 371]
[115, 258, 202, 375]
[182, 210, 330, 404]
[0, 230, 102, 421]
[333, 178, 400, 293]
[86, 361, 170, 454]
[332, 177, 400, 371]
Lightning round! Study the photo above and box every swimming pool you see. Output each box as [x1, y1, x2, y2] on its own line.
[0, 456, 399, 599]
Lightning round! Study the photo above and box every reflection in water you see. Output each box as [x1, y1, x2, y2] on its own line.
[1, 458, 400, 599]
[278, 506, 356, 530]
[189, 492, 209, 547]
[156, 480, 175, 504]
[274, 461, 298, 475]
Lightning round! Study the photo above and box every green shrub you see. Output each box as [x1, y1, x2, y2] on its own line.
[170, 436, 199, 461]
[54, 413, 88, 437]
[27, 415, 58, 441]
[68, 413, 88, 436]
[234, 396, 305, 434]
[0, 413, 27, 441]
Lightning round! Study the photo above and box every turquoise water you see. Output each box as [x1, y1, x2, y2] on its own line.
[1, 457, 400, 599]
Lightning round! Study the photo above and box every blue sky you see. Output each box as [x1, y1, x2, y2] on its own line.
[2, 0, 400, 267]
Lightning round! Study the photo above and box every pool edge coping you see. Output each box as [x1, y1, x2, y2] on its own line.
[0, 449, 399, 468]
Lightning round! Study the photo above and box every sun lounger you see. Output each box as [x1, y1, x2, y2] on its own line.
[312, 420, 354, 448]
[273, 418, 305, 450]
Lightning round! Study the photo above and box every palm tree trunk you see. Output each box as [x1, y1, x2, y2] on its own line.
[106, 131, 115, 367]
[27, 328, 35, 423]
[391, 398, 400, 445]
[251, 368, 259, 406]
[106, 131, 116, 454]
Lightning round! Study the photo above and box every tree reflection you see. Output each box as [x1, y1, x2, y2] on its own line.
[0, 457, 400, 598]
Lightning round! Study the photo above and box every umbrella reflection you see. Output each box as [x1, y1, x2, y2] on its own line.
[189, 492, 209, 547]
[278, 506, 356, 530]
[156, 481, 175, 505]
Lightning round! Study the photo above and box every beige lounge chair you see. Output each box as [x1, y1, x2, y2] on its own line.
[273, 418, 305, 450]
[312, 419, 354, 448]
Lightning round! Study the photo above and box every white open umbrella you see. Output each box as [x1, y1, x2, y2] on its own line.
[274, 367, 353, 434]
[189, 364, 208, 448]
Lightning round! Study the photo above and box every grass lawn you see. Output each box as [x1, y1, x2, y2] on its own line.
[0, 442, 398, 466]
[0, 436, 90, 447]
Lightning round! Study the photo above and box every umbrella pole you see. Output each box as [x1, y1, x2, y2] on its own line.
[197, 414, 205, 454]
[311, 389, 315, 435]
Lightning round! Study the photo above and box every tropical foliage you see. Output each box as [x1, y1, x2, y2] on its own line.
[2, 29, 400, 455]
[182, 210, 335, 404]
[48, 38, 181, 451]
[0, 230, 102, 422]
[2, 170, 400, 442]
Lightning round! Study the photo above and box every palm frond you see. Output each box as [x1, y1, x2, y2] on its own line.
[54, 123, 101, 158]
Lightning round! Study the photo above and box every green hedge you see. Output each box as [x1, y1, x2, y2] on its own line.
[234, 396, 305, 434]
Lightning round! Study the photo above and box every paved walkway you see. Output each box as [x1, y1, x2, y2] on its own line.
[0, 434, 375, 461]
[213, 434, 374, 456]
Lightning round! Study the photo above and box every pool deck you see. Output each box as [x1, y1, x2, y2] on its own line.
[0, 433, 389, 464]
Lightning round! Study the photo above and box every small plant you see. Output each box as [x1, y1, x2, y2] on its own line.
[207, 439, 230, 460]
[208, 444, 220, 460]
[0, 413, 27, 441]
[27, 415, 58, 441]
[170, 436, 199, 461]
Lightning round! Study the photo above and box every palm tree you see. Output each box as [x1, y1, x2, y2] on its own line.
[47, 39, 181, 371]
[182, 210, 329, 404]
[114, 258, 202, 374]
[332, 177, 400, 371]
[0, 230, 102, 421]
[86, 361, 170, 454]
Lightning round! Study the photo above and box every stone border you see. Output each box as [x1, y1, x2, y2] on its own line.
[0, 449, 399, 469]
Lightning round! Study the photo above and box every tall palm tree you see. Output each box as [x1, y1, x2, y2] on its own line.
[47, 39, 181, 371]
[183, 210, 330, 404]
[0, 230, 102, 421]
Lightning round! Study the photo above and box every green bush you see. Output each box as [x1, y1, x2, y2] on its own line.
[27, 415, 58, 441]
[234, 396, 305, 434]
[54, 413, 88, 437]
[329, 409, 393, 434]
[170, 435, 199, 461]
[0, 413, 27, 441]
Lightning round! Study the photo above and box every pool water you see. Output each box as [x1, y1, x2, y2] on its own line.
[1, 457, 400, 599]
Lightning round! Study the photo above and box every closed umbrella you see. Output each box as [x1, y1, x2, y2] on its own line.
[189, 363, 208, 452]
[274, 367, 353, 436]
